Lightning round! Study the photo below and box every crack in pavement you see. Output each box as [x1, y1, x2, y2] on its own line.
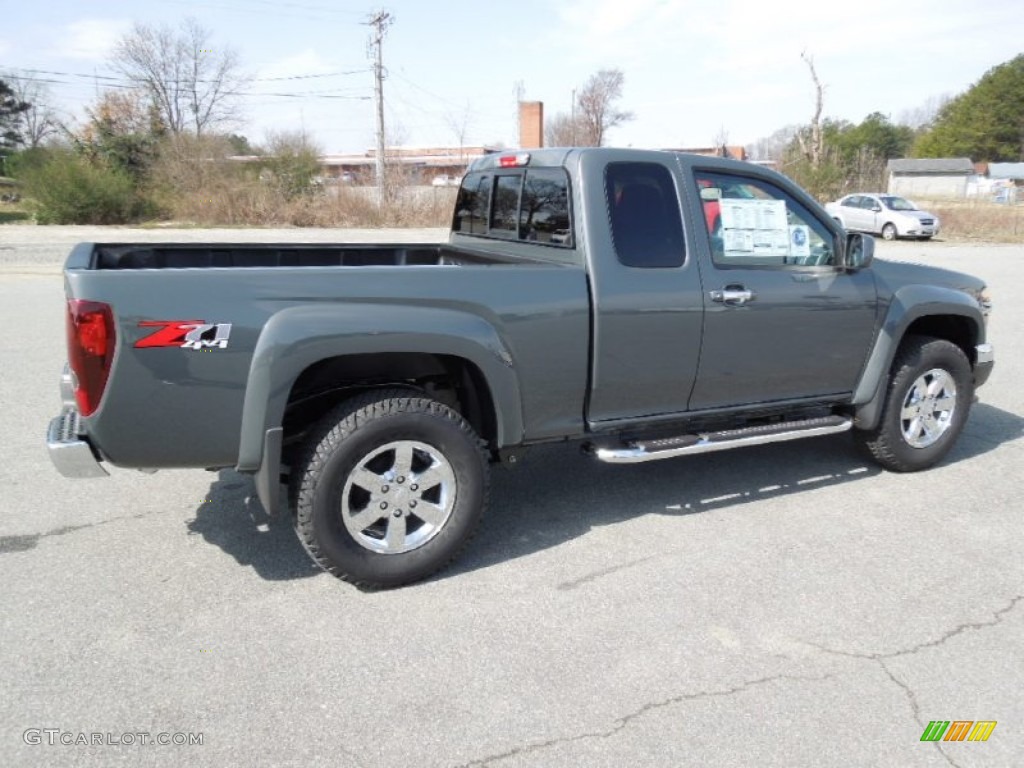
[455, 671, 835, 767]
[803, 595, 1021, 768]
[879, 659, 961, 768]
[457, 598, 1020, 767]
[805, 594, 1023, 663]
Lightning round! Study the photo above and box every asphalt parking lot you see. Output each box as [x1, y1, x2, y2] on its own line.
[1, 226, 1021, 768]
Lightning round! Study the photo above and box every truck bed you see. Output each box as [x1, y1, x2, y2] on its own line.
[90, 242, 516, 270]
[62, 241, 591, 469]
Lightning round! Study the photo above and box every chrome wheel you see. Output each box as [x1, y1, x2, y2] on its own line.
[900, 368, 957, 448]
[341, 440, 457, 554]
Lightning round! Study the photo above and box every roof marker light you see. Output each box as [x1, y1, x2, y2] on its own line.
[499, 153, 530, 168]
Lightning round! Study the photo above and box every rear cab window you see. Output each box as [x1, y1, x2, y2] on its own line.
[453, 168, 572, 247]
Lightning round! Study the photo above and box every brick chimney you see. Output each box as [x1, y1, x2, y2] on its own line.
[518, 101, 544, 149]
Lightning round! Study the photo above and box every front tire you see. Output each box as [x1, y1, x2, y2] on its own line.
[856, 336, 973, 472]
[291, 389, 489, 588]
[881, 223, 898, 241]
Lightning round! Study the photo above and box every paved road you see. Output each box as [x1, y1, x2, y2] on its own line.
[1, 227, 1022, 767]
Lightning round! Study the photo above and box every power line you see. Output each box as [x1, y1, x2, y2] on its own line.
[385, 77, 509, 142]
[1, 65, 370, 84]
[158, 0, 366, 23]
[1, 69, 370, 100]
[209, 0, 366, 14]
[391, 70, 464, 110]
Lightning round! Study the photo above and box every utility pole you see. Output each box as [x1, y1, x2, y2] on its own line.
[513, 80, 524, 147]
[570, 88, 576, 146]
[367, 9, 392, 206]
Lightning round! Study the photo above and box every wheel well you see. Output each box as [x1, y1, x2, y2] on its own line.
[281, 353, 498, 453]
[902, 315, 977, 362]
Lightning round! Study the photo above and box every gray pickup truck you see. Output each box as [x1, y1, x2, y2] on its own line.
[46, 148, 994, 588]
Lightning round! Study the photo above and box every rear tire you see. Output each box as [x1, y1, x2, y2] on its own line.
[881, 223, 898, 241]
[855, 336, 973, 472]
[291, 388, 489, 588]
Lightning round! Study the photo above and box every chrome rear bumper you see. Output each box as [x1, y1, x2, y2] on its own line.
[47, 364, 108, 479]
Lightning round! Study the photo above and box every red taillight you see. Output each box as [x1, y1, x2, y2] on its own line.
[66, 299, 115, 416]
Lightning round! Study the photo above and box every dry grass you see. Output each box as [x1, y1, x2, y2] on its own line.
[154, 184, 457, 228]
[146, 136, 456, 228]
[921, 199, 1024, 243]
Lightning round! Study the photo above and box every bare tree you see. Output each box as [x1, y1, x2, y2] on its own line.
[112, 18, 247, 137]
[444, 101, 474, 163]
[747, 124, 799, 162]
[545, 112, 583, 147]
[6, 75, 59, 148]
[898, 93, 952, 130]
[575, 69, 633, 146]
[795, 51, 825, 168]
[712, 125, 730, 155]
[544, 70, 633, 147]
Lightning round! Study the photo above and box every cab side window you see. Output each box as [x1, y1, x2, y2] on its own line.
[695, 171, 836, 268]
[604, 162, 686, 268]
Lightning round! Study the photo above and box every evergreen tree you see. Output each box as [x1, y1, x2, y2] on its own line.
[0, 79, 31, 150]
[914, 54, 1024, 161]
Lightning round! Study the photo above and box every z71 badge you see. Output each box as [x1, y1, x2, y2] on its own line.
[135, 320, 233, 350]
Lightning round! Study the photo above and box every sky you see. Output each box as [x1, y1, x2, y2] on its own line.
[2, 0, 1022, 155]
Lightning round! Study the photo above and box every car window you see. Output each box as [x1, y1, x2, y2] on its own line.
[520, 169, 571, 245]
[861, 197, 880, 210]
[452, 174, 491, 234]
[880, 195, 916, 211]
[452, 169, 573, 248]
[490, 174, 522, 234]
[695, 171, 836, 268]
[842, 196, 860, 208]
[604, 162, 686, 268]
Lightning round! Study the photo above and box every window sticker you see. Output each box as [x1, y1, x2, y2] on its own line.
[789, 225, 811, 258]
[719, 198, 790, 258]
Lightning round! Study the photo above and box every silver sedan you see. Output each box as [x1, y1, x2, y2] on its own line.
[826, 193, 940, 240]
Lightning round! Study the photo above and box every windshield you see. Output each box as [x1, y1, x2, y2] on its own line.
[880, 196, 917, 211]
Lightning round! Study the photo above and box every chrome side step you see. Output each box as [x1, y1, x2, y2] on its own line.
[593, 415, 853, 464]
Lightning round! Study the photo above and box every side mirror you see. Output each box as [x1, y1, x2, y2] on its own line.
[845, 232, 874, 270]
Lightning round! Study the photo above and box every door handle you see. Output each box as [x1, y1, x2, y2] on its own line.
[710, 286, 755, 305]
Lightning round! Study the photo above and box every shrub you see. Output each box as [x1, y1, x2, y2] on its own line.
[263, 130, 321, 201]
[19, 149, 151, 224]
